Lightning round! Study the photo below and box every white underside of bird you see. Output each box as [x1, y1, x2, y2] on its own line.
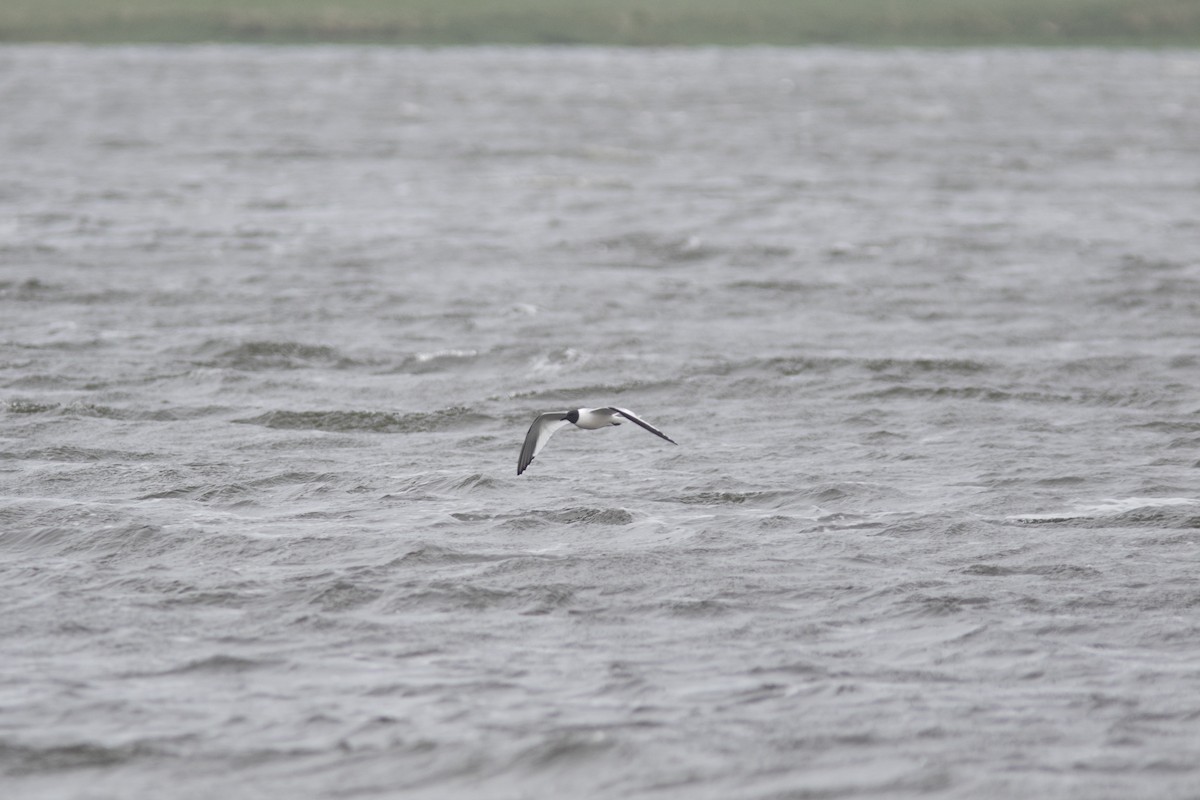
[517, 406, 677, 475]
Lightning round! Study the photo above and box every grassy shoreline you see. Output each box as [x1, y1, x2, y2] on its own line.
[2, 0, 1199, 46]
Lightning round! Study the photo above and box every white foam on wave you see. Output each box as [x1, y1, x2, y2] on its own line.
[1010, 496, 1198, 523]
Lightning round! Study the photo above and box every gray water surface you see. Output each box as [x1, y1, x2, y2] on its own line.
[2, 46, 1199, 799]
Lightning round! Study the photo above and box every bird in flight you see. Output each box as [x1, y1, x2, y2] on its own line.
[517, 407, 677, 475]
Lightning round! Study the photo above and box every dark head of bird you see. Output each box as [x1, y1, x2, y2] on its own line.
[565, 409, 579, 424]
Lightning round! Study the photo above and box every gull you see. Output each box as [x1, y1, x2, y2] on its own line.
[518, 407, 677, 475]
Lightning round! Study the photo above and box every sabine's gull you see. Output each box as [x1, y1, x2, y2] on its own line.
[518, 407, 677, 475]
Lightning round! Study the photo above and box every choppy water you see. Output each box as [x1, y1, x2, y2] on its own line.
[2, 45, 1199, 799]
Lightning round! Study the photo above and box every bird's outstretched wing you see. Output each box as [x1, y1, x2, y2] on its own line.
[609, 408, 677, 445]
[518, 412, 572, 475]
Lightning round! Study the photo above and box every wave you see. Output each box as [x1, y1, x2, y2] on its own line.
[64, 403, 189, 421]
[1008, 498, 1200, 528]
[139, 470, 341, 503]
[383, 581, 577, 614]
[672, 483, 900, 510]
[502, 507, 636, 528]
[390, 543, 512, 566]
[0, 738, 171, 775]
[692, 354, 992, 380]
[234, 405, 487, 433]
[853, 385, 1075, 404]
[159, 654, 281, 675]
[197, 340, 363, 370]
[5, 399, 61, 414]
[389, 348, 483, 374]
[510, 729, 621, 770]
[0, 505, 166, 558]
[0, 277, 58, 298]
[388, 473, 501, 499]
[726, 279, 839, 293]
[4, 401, 223, 421]
[309, 580, 384, 612]
[578, 231, 797, 269]
[658, 597, 739, 618]
[0, 445, 160, 462]
[503, 377, 678, 404]
[589, 231, 719, 264]
[962, 563, 1103, 579]
[674, 490, 788, 507]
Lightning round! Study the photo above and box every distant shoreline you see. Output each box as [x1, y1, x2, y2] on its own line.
[2, 0, 1198, 47]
